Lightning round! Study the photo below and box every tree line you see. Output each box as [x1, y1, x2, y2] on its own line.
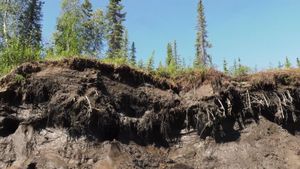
[0, 0, 297, 77]
[0, 0, 212, 77]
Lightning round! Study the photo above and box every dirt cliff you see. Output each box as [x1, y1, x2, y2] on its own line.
[0, 58, 300, 169]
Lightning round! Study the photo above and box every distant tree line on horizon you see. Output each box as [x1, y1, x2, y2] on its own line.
[0, 0, 299, 77]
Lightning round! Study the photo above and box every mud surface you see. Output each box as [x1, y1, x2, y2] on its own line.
[0, 58, 300, 169]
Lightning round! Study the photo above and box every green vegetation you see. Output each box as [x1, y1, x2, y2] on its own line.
[194, 0, 211, 68]
[129, 42, 137, 66]
[0, 0, 299, 78]
[106, 0, 126, 58]
[223, 59, 229, 75]
[284, 56, 292, 69]
[0, 0, 42, 74]
[14, 74, 25, 83]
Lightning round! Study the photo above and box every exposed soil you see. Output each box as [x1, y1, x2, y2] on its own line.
[0, 58, 300, 169]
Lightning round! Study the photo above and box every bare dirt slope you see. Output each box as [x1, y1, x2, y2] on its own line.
[0, 58, 300, 169]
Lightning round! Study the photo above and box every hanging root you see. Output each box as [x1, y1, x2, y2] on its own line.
[261, 92, 270, 107]
[274, 93, 285, 120]
[217, 98, 226, 117]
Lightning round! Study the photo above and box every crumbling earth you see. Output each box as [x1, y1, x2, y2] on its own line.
[0, 58, 300, 169]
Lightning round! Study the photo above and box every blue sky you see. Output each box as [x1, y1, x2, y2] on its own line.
[42, 0, 300, 70]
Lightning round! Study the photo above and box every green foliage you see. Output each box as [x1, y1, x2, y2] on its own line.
[14, 74, 25, 83]
[81, 1, 105, 57]
[234, 65, 251, 76]
[297, 58, 300, 68]
[102, 56, 128, 66]
[284, 56, 291, 69]
[230, 58, 251, 76]
[18, 0, 43, 49]
[106, 0, 126, 58]
[195, 0, 211, 67]
[129, 42, 136, 65]
[137, 59, 144, 69]
[166, 43, 173, 66]
[0, 37, 40, 68]
[173, 40, 182, 69]
[223, 59, 228, 74]
[0, 0, 41, 76]
[122, 29, 129, 58]
[146, 51, 155, 72]
[278, 61, 283, 69]
[0, 65, 13, 77]
[51, 0, 105, 59]
[53, 0, 82, 56]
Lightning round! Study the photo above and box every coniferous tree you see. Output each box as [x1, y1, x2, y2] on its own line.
[89, 9, 105, 57]
[166, 43, 174, 66]
[233, 59, 237, 74]
[181, 57, 186, 69]
[106, 0, 126, 58]
[223, 59, 228, 74]
[278, 61, 283, 69]
[122, 29, 129, 58]
[18, 0, 43, 49]
[194, 0, 211, 67]
[129, 42, 136, 65]
[137, 59, 144, 69]
[81, 0, 105, 57]
[284, 56, 291, 68]
[81, 0, 93, 55]
[146, 51, 155, 72]
[238, 57, 242, 70]
[297, 58, 300, 68]
[173, 40, 181, 69]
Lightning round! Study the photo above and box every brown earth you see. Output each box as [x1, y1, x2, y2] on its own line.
[0, 58, 300, 169]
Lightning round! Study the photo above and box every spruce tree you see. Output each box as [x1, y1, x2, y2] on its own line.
[81, 0, 105, 57]
[233, 59, 237, 75]
[297, 58, 300, 68]
[122, 29, 129, 58]
[146, 51, 155, 72]
[18, 0, 43, 49]
[129, 42, 136, 65]
[137, 59, 144, 69]
[238, 57, 242, 70]
[166, 43, 173, 66]
[81, 0, 93, 55]
[278, 61, 283, 69]
[173, 40, 181, 68]
[195, 0, 211, 67]
[223, 59, 228, 74]
[284, 56, 291, 68]
[106, 0, 126, 58]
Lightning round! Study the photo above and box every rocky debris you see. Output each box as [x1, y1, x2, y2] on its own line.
[0, 58, 300, 168]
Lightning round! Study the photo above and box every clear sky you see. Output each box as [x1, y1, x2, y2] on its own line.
[42, 0, 300, 70]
